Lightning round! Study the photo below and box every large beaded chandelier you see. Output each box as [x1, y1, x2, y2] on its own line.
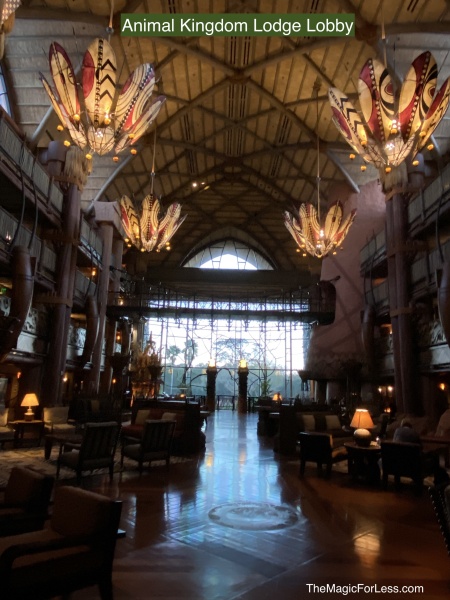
[40, 37, 165, 160]
[328, 51, 450, 174]
[285, 88, 356, 259]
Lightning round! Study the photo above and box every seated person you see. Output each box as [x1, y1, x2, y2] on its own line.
[393, 419, 421, 444]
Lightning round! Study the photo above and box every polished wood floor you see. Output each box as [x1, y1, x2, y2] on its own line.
[70, 411, 450, 599]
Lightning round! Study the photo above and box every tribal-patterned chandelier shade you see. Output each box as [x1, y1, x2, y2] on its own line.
[284, 85, 356, 259]
[1, 0, 20, 25]
[328, 51, 450, 172]
[119, 194, 187, 253]
[284, 201, 356, 259]
[39, 38, 165, 159]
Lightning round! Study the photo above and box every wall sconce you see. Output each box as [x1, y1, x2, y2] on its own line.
[439, 383, 447, 392]
[62, 374, 68, 383]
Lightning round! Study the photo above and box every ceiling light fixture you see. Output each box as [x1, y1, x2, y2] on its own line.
[39, 37, 165, 160]
[284, 84, 356, 259]
[119, 130, 187, 252]
[328, 51, 450, 175]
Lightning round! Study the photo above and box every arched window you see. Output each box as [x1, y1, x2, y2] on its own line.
[184, 239, 273, 270]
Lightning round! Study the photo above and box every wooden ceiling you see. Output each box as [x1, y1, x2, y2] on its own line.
[4, 0, 450, 282]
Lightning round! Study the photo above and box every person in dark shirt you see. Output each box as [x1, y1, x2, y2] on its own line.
[393, 419, 421, 444]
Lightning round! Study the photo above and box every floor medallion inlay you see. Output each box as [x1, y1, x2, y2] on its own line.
[208, 501, 299, 531]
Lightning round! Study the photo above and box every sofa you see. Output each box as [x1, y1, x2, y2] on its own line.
[122, 401, 205, 455]
[274, 405, 352, 455]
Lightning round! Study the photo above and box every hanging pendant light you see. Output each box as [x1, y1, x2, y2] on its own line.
[119, 130, 187, 252]
[285, 87, 356, 259]
[39, 37, 165, 159]
[328, 51, 450, 173]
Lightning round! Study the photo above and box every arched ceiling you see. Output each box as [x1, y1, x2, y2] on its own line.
[4, 0, 450, 280]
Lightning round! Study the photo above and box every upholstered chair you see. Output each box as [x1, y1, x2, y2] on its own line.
[121, 419, 176, 473]
[56, 421, 120, 484]
[0, 408, 14, 448]
[380, 440, 438, 494]
[0, 467, 54, 537]
[43, 406, 76, 435]
[0, 485, 123, 599]
[298, 431, 347, 478]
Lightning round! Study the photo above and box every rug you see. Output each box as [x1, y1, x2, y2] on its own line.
[0, 447, 191, 486]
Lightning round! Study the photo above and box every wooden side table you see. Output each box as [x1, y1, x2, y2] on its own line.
[344, 442, 382, 484]
[12, 420, 44, 448]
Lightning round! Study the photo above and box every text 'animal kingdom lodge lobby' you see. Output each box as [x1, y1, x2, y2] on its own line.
[2, 2, 450, 599]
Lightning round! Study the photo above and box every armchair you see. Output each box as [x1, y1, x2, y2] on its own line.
[121, 419, 176, 473]
[56, 421, 120, 484]
[0, 467, 54, 537]
[298, 431, 347, 478]
[421, 409, 450, 466]
[0, 485, 123, 599]
[380, 440, 438, 494]
[43, 406, 76, 435]
[0, 408, 14, 448]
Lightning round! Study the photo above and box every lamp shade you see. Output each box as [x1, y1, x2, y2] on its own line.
[350, 409, 374, 447]
[350, 409, 374, 430]
[21, 393, 39, 408]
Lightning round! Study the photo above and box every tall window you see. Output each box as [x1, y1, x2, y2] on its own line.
[0, 64, 11, 115]
[138, 238, 309, 400]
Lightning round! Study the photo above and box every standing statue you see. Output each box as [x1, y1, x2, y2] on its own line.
[129, 334, 163, 399]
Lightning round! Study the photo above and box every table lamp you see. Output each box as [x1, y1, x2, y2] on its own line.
[272, 392, 282, 403]
[21, 393, 39, 421]
[350, 408, 374, 447]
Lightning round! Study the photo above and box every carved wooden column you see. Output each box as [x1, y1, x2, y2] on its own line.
[206, 362, 217, 412]
[41, 143, 84, 406]
[85, 221, 113, 395]
[100, 237, 124, 395]
[237, 360, 249, 413]
[384, 166, 420, 415]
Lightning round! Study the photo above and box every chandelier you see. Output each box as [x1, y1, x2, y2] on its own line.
[39, 37, 165, 160]
[285, 201, 356, 259]
[120, 194, 186, 253]
[0, 0, 21, 59]
[119, 129, 186, 252]
[284, 88, 356, 259]
[328, 51, 450, 173]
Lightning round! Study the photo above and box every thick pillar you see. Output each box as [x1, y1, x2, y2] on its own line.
[100, 237, 124, 396]
[206, 363, 217, 412]
[42, 143, 81, 406]
[85, 222, 114, 395]
[384, 163, 420, 415]
[237, 360, 249, 413]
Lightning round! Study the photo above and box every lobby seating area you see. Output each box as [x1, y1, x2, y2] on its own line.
[2, 3, 450, 598]
[0, 411, 444, 599]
